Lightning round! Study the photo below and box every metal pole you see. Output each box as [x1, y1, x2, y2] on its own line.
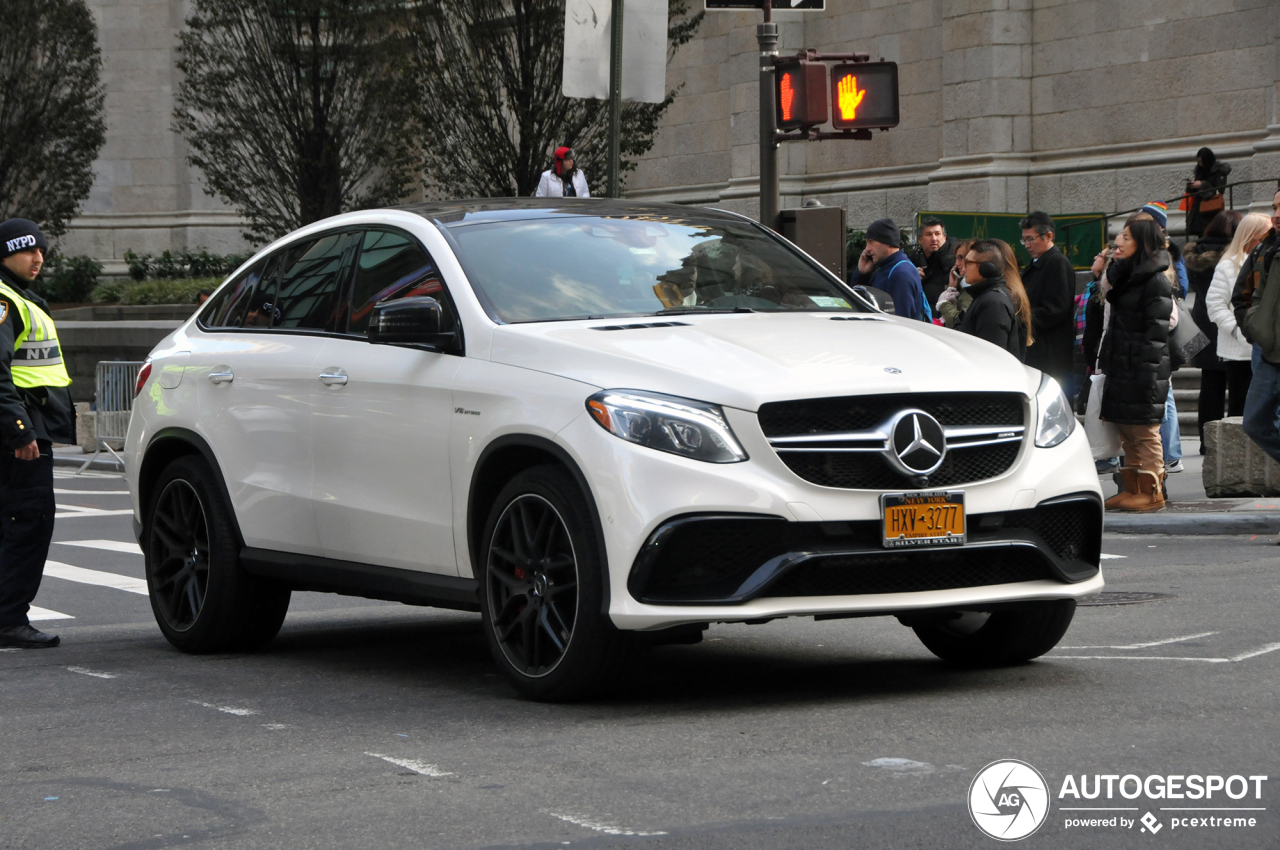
[757, 2, 779, 230]
[606, 0, 624, 198]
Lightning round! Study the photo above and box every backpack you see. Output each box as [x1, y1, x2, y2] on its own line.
[1245, 242, 1280, 363]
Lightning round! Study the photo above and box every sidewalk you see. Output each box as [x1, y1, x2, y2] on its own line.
[1102, 437, 1280, 535]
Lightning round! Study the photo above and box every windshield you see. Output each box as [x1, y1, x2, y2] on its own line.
[446, 215, 867, 323]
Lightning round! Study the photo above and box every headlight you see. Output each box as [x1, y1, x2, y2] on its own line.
[586, 390, 748, 463]
[1034, 374, 1075, 448]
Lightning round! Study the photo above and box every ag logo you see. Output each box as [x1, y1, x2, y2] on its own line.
[968, 759, 1050, 841]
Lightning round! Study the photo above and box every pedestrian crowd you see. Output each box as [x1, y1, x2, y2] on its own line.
[848, 147, 1280, 523]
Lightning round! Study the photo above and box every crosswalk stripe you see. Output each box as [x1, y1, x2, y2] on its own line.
[43, 561, 148, 595]
[29, 605, 74, 621]
[56, 539, 143, 555]
[54, 489, 131, 495]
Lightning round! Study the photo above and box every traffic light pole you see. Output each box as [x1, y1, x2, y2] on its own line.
[606, 0, 624, 198]
[757, 2, 779, 230]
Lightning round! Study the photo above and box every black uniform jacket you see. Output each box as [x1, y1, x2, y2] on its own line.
[955, 277, 1026, 361]
[910, 237, 958, 310]
[0, 266, 76, 449]
[1021, 244, 1077, 384]
[1099, 252, 1172, 425]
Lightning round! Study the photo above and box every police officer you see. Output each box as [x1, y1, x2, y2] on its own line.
[0, 219, 76, 648]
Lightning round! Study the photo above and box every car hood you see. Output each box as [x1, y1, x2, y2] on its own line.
[488, 312, 1039, 411]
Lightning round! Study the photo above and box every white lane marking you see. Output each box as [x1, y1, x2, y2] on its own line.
[366, 753, 453, 777]
[1230, 641, 1280, 662]
[53, 489, 131, 495]
[548, 812, 667, 837]
[193, 701, 258, 716]
[54, 470, 122, 480]
[29, 605, 74, 621]
[1060, 631, 1218, 650]
[56, 539, 143, 555]
[43, 561, 148, 595]
[0, 647, 21, 652]
[262, 724, 289, 730]
[54, 506, 134, 518]
[67, 666, 117, 679]
[862, 757, 935, 773]
[1052, 642, 1280, 664]
[1100, 553, 1127, 559]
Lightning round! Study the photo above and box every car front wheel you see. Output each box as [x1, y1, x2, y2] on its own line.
[911, 600, 1076, 666]
[145, 455, 291, 652]
[478, 465, 633, 701]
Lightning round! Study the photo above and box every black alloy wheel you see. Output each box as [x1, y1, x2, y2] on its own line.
[478, 465, 635, 701]
[144, 455, 290, 653]
[148, 478, 211, 631]
[486, 494, 579, 677]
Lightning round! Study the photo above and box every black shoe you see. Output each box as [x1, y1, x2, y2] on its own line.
[0, 624, 60, 648]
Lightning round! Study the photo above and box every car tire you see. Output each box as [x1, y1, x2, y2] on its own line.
[478, 464, 634, 702]
[911, 600, 1076, 666]
[144, 455, 291, 653]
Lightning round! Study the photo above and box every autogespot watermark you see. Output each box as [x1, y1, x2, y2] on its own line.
[967, 762, 1269, 841]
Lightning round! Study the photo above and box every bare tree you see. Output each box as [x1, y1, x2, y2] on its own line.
[411, 0, 702, 199]
[0, 0, 105, 237]
[174, 0, 419, 244]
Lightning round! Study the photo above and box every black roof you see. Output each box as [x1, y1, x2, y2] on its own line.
[393, 197, 751, 229]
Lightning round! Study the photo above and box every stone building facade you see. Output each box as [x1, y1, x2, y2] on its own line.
[65, 0, 1280, 271]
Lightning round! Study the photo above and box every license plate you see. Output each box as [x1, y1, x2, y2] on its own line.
[881, 491, 966, 548]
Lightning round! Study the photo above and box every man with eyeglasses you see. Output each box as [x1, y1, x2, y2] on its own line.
[1019, 211, 1077, 393]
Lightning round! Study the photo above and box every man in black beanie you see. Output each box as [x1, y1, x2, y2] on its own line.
[852, 218, 931, 321]
[0, 218, 76, 648]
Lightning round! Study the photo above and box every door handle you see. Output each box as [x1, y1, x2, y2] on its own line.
[318, 371, 348, 386]
[208, 369, 234, 385]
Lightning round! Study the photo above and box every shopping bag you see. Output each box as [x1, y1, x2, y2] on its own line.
[1084, 373, 1122, 461]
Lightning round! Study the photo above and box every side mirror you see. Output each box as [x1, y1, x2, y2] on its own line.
[368, 297, 458, 349]
[852, 284, 894, 314]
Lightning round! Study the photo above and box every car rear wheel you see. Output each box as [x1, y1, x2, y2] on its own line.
[911, 600, 1076, 666]
[145, 455, 291, 652]
[479, 465, 633, 701]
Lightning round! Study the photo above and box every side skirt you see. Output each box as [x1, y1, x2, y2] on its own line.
[240, 548, 480, 613]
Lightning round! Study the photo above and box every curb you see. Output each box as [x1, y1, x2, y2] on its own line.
[52, 454, 125, 473]
[1106, 511, 1280, 536]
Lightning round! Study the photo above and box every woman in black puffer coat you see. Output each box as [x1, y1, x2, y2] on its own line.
[1099, 218, 1172, 511]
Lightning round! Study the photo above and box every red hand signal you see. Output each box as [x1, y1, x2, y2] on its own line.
[779, 72, 795, 121]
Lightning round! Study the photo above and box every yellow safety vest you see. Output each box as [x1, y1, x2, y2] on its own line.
[0, 280, 72, 389]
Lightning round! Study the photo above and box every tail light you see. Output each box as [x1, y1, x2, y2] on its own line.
[134, 360, 152, 398]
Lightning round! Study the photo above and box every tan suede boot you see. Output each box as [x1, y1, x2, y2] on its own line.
[1116, 470, 1166, 512]
[1105, 467, 1139, 510]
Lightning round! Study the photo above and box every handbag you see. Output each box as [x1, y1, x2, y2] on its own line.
[1199, 193, 1225, 214]
[1084, 373, 1122, 461]
[1169, 297, 1209, 367]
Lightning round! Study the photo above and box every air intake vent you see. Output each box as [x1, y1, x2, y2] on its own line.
[829, 315, 886, 321]
[591, 321, 692, 331]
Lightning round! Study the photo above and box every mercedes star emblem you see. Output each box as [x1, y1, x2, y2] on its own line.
[888, 410, 947, 476]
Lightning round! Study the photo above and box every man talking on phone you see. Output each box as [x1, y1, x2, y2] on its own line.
[0, 219, 75, 649]
[852, 218, 931, 321]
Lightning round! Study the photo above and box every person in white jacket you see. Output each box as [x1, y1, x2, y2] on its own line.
[1205, 212, 1273, 418]
[535, 147, 590, 198]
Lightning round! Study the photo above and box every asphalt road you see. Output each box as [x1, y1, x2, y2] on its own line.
[2, 470, 1277, 849]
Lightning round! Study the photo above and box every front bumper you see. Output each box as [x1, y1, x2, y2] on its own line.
[628, 493, 1101, 605]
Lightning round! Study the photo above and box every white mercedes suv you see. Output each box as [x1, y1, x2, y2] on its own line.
[125, 199, 1103, 700]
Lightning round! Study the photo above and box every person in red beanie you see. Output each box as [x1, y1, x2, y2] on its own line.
[535, 147, 590, 198]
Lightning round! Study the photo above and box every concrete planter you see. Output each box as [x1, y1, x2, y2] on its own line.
[1202, 417, 1280, 497]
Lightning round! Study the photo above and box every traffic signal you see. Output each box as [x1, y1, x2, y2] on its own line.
[775, 59, 828, 130]
[830, 62, 900, 130]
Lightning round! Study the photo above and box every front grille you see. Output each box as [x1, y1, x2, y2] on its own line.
[1003, 499, 1101, 565]
[763, 547, 1052, 598]
[758, 392, 1024, 490]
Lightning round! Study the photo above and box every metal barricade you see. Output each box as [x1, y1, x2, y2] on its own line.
[78, 360, 143, 474]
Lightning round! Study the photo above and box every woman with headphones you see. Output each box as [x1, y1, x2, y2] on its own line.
[955, 239, 1028, 361]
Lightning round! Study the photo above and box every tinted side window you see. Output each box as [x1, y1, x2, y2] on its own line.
[347, 229, 442, 334]
[203, 262, 264, 328]
[242, 254, 280, 328]
[275, 231, 359, 330]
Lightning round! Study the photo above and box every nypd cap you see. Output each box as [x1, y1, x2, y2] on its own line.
[0, 219, 49, 260]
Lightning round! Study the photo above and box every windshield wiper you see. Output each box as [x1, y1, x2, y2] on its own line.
[655, 306, 757, 315]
